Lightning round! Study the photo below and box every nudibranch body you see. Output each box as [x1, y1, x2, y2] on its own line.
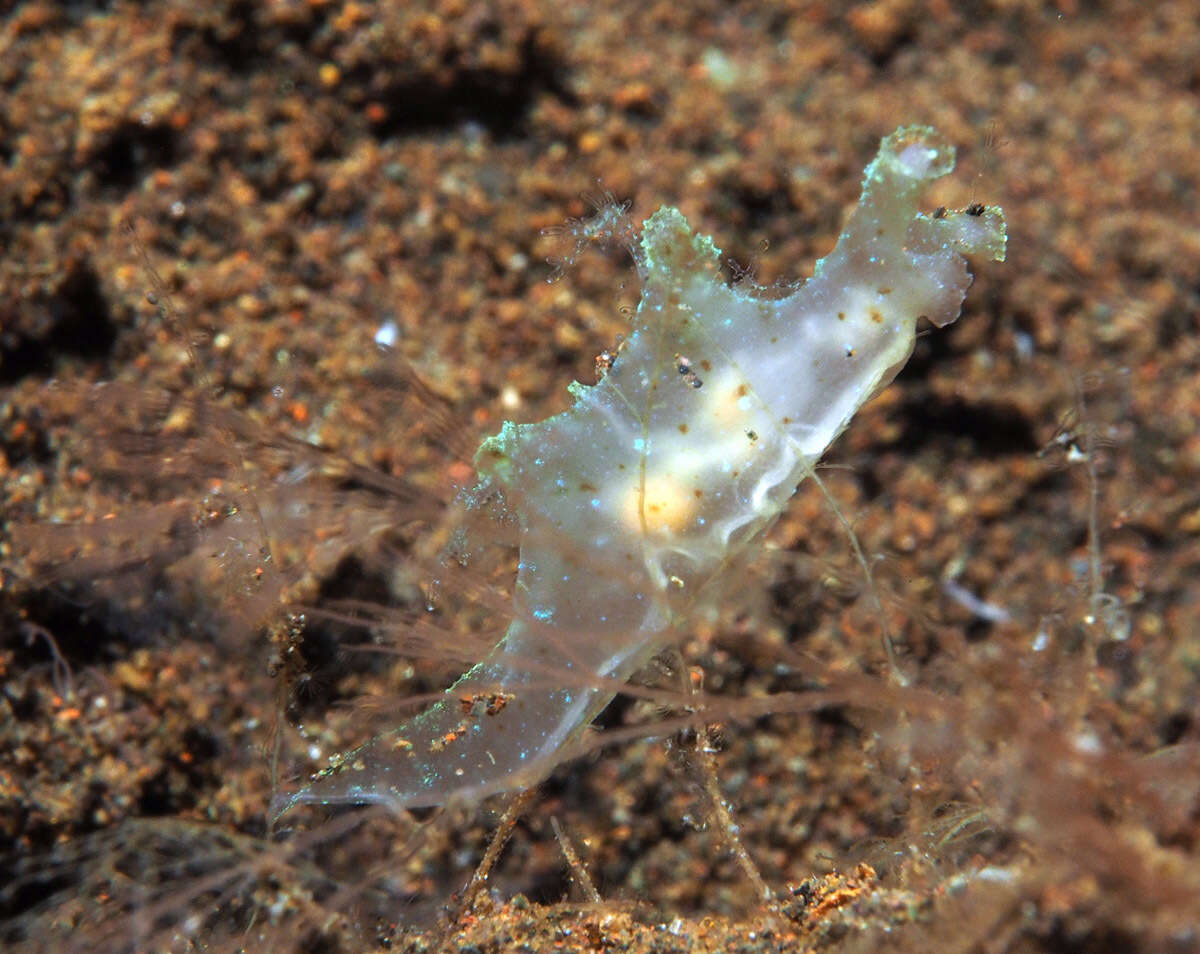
[276, 126, 1006, 817]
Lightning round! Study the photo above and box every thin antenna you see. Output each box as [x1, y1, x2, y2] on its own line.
[550, 816, 601, 903]
[119, 219, 278, 570]
[1075, 373, 1105, 631]
[121, 218, 303, 827]
[809, 469, 906, 685]
[442, 787, 538, 934]
[970, 119, 1007, 209]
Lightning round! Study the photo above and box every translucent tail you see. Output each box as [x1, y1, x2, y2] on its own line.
[272, 614, 651, 818]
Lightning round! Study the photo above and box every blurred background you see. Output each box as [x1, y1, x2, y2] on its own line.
[1, 1, 1197, 951]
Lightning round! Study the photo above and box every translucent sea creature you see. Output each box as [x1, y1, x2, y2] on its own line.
[275, 125, 1007, 817]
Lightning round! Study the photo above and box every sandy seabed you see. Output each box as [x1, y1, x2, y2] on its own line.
[1, 1, 1198, 951]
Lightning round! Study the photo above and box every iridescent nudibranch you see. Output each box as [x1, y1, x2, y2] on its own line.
[274, 125, 1007, 818]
